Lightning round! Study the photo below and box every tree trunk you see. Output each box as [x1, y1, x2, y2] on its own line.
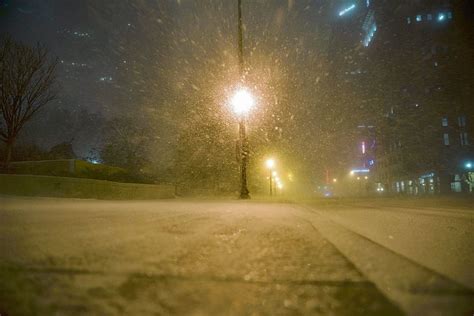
[3, 140, 14, 171]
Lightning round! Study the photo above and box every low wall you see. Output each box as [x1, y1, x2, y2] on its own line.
[0, 174, 174, 200]
[10, 159, 128, 181]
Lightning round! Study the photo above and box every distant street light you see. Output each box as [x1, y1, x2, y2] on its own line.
[266, 158, 276, 196]
[266, 158, 275, 169]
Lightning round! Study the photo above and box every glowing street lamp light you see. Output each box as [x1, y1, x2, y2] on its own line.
[231, 89, 254, 116]
[266, 158, 275, 170]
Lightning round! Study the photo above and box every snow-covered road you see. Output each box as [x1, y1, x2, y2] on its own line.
[0, 197, 472, 315]
[304, 203, 474, 289]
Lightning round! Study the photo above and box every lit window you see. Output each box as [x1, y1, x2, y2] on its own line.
[438, 13, 446, 21]
[443, 133, 450, 146]
[460, 132, 469, 146]
[427, 14, 432, 20]
[407, 17, 411, 24]
[447, 12, 452, 19]
[416, 15, 422, 22]
[441, 118, 448, 127]
[458, 115, 466, 127]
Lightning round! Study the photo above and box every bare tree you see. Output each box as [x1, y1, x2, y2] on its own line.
[0, 36, 58, 168]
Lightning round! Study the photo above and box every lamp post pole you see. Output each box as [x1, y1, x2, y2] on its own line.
[269, 172, 273, 196]
[237, 0, 250, 199]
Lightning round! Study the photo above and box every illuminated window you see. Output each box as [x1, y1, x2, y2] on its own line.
[447, 12, 452, 19]
[443, 133, 450, 146]
[438, 13, 446, 21]
[458, 115, 466, 127]
[427, 14, 432, 20]
[441, 118, 448, 127]
[460, 132, 469, 146]
[416, 15, 422, 22]
[407, 17, 411, 24]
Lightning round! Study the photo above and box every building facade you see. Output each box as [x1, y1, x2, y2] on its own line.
[370, 0, 474, 194]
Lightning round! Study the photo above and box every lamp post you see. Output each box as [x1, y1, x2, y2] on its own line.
[231, 89, 254, 199]
[235, 0, 251, 199]
[265, 159, 275, 196]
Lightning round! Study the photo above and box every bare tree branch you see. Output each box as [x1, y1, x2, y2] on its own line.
[0, 35, 58, 168]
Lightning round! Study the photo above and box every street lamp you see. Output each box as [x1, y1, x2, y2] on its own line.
[265, 158, 276, 196]
[233, 0, 253, 199]
[231, 89, 255, 115]
[231, 88, 254, 199]
[266, 158, 275, 169]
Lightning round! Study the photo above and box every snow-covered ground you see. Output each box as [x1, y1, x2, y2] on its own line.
[300, 202, 474, 315]
[304, 202, 474, 289]
[0, 196, 472, 315]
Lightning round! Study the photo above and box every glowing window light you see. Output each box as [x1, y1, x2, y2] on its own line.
[361, 141, 366, 154]
[339, 4, 356, 16]
[438, 13, 445, 21]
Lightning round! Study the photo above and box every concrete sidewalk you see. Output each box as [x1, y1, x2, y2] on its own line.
[1, 198, 401, 315]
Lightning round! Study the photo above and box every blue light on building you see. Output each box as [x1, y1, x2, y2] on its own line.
[339, 4, 356, 16]
[362, 10, 377, 47]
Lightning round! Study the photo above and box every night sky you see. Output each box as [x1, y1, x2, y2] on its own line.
[1, 1, 340, 155]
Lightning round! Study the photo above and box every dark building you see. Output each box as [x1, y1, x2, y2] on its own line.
[325, 0, 379, 182]
[369, 0, 474, 194]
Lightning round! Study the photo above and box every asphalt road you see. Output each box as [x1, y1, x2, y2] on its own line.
[0, 197, 472, 315]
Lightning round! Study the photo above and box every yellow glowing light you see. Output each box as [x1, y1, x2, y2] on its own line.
[272, 171, 278, 177]
[266, 158, 275, 169]
[333, 178, 337, 183]
[364, 176, 368, 180]
[231, 88, 254, 115]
